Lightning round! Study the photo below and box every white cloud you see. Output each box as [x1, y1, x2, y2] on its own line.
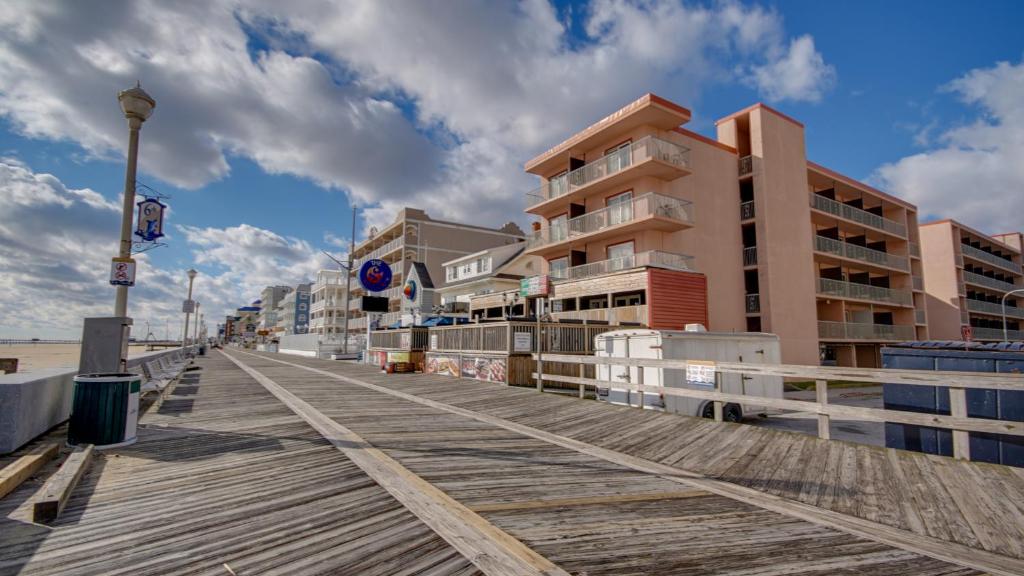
[874, 59, 1024, 234]
[747, 35, 836, 103]
[0, 159, 326, 338]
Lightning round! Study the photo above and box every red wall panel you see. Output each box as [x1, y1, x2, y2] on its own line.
[647, 269, 708, 330]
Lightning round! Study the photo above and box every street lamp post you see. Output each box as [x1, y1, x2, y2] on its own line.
[342, 204, 356, 354]
[1001, 288, 1024, 342]
[113, 83, 155, 318]
[193, 302, 201, 345]
[183, 269, 197, 346]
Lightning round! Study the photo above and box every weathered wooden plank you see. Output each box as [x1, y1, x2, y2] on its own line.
[0, 443, 58, 499]
[32, 444, 93, 523]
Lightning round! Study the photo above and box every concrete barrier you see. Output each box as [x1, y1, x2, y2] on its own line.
[0, 347, 189, 454]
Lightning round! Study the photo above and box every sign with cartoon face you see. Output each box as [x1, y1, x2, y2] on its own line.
[403, 279, 417, 301]
[134, 198, 166, 241]
[359, 259, 393, 292]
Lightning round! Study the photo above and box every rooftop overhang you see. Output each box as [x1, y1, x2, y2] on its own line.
[807, 161, 917, 211]
[524, 94, 691, 177]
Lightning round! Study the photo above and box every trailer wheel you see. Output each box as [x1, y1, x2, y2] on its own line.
[700, 402, 743, 422]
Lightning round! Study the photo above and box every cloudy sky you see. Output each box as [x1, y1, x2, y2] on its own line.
[0, 0, 1022, 339]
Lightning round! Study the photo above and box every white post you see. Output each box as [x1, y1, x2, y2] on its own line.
[535, 297, 544, 392]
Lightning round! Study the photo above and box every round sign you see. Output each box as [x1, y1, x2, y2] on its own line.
[359, 259, 393, 292]
[403, 279, 417, 301]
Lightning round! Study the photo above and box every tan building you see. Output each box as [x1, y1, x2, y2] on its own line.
[920, 220, 1023, 341]
[309, 270, 347, 335]
[346, 208, 524, 330]
[522, 94, 930, 366]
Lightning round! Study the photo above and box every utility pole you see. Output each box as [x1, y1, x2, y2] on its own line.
[342, 204, 356, 354]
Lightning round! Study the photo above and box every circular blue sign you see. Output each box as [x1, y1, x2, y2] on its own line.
[359, 259, 393, 292]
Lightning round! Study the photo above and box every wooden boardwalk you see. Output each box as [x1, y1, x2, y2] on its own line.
[2, 349, 1022, 575]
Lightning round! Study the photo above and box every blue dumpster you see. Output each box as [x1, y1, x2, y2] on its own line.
[882, 342, 1024, 467]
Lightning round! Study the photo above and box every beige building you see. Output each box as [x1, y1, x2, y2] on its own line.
[439, 243, 541, 317]
[345, 208, 524, 330]
[309, 270, 348, 335]
[920, 220, 1023, 341]
[522, 94, 930, 366]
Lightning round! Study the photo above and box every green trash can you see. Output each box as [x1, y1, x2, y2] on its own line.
[68, 373, 141, 448]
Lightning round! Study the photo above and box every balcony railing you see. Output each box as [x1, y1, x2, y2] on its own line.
[526, 136, 690, 207]
[814, 236, 910, 272]
[963, 270, 1018, 293]
[740, 200, 755, 220]
[809, 193, 907, 237]
[551, 305, 648, 325]
[818, 321, 915, 341]
[739, 155, 753, 176]
[743, 246, 758, 267]
[961, 310, 970, 325]
[908, 242, 921, 258]
[912, 276, 924, 291]
[960, 243, 1022, 273]
[915, 309, 927, 325]
[354, 237, 403, 269]
[551, 250, 694, 282]
[965, 298, 1024, 319]
[817, 278, 913, 307]
[527, 192, 694, 249]
[971, 326, 1024, 341]
[745, 294, 760, 314]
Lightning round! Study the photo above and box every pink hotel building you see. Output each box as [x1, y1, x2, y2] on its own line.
[520, 93, 953, 367]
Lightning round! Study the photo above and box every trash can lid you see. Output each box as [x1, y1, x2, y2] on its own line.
[75, 372, 142, 381]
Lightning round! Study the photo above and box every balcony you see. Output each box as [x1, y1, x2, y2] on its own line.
[551, 305, 648, 325]
[971, 326, 1024, 341]
[965, 298, 1024, 319]
[552, 250, 694, 282]
[354, 237, 403, 269]
[818, 321, 915, 341]
[909, 242, 921, 259]
[963, 270, 1018, 293]
[960, 243, 1022, 274]
[745, 294, 760, 314]
[740, 200, 755, 220]
[814, 236, 910, 272]
[915, 309, 927, 325]
[743, 246, 758, 267]
[739, 155, 753, 176]
[526, 192, 694, 254]
[816, 278, 913, 307]
[809, 193, 907, 238]
[526, 136, 691, 210]
[912, 275, 924, 291]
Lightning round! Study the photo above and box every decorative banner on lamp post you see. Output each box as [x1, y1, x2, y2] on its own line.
[134, 197, 166, 241]
[110, 257, 136, 286]
[403, 279, 417, 301]
[359, 259, 393, 292]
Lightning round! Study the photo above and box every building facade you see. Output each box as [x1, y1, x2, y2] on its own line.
[522, 94, 930, 366]
[345, 208, 525, 330]
[920, 220, 1023, 341]
[258, 285, 292, 332]
[309, 270, 347, 335]
[277, 283, 311, 335]
[440, 243, 541, 317]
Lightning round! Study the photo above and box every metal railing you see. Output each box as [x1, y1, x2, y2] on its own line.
[912, 276, 924, 291]
[528, 193, 694, 248]
[961, 310, 971, 325]
[817, 278, 913, 307]
[965, 298, 1024, 319]
[740, 200, 755, 220]
[354, 237, 403, 269]
[738, 155, 753, 176]
[809, 193, 907, 237]
[963, 270, 1018, 293]
[814, 236, 910, 271]
[526, 136, 691, 206]
[960, 243, 1022, 273]
[743, 246, 758, 267]
[971, 326, 1024, 341]
[915, 309, 926, 325]
[818, 321, 915, 341]
[745, 294, 760, 314]
[551, 250, 695, 282]
[908, 242, 921, 258]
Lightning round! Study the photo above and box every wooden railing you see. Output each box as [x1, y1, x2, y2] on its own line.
[429, 322, 612, 354]
[370, 327, 429, 350]
[532, 353, 1024, 462]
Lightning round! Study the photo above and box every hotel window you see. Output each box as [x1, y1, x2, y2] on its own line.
[605, 140, 632, 174]
[607, 190, 633, 226]
[549, 256, 569, 279]
[549, 171, 568, 198]
[549, 214, 568, 242]
[607, 241, 635, 271]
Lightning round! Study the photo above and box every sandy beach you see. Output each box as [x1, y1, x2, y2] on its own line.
[0, 343, 155, 375]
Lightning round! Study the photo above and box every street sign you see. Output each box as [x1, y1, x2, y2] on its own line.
[686, 360, 716, 388]
[359, 259, 393, 292]
[182, 299, 195, 313]
[519, 275, 550, 298]
[109, 257, 136, 286]
[961, 325, 973, 342]
[134, 197, 166, 241]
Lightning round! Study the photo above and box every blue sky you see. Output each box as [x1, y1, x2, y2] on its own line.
[0, 0, 1022, 338]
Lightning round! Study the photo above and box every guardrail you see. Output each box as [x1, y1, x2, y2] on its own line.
[531, 353, 1024, 462]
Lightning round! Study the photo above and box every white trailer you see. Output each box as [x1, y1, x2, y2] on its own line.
[594, 329, 783, 422]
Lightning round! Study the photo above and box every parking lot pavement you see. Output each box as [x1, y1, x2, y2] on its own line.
[748, 385, 886, 447]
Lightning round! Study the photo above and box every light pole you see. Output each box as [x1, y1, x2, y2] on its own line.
[183, 269, 197, 346]
[193, 302, 201, 344]
[113, 83, 155, 318]
[1001, 288, 1024, 342]
[320, 202, 358, 354]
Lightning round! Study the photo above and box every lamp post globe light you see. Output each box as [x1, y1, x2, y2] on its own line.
[183, 268, 197, 346]
[113, 83, 155, 318]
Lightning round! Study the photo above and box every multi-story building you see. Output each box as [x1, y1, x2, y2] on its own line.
[309, 270, 348, 335]
[276, 283, 312, 335]
[438, 243, 541, 317]
[258, 285, 292, 332]
[521, 94, 929, 366]
[345, 207, 525, 330]
[920, 220, 1023, 341]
